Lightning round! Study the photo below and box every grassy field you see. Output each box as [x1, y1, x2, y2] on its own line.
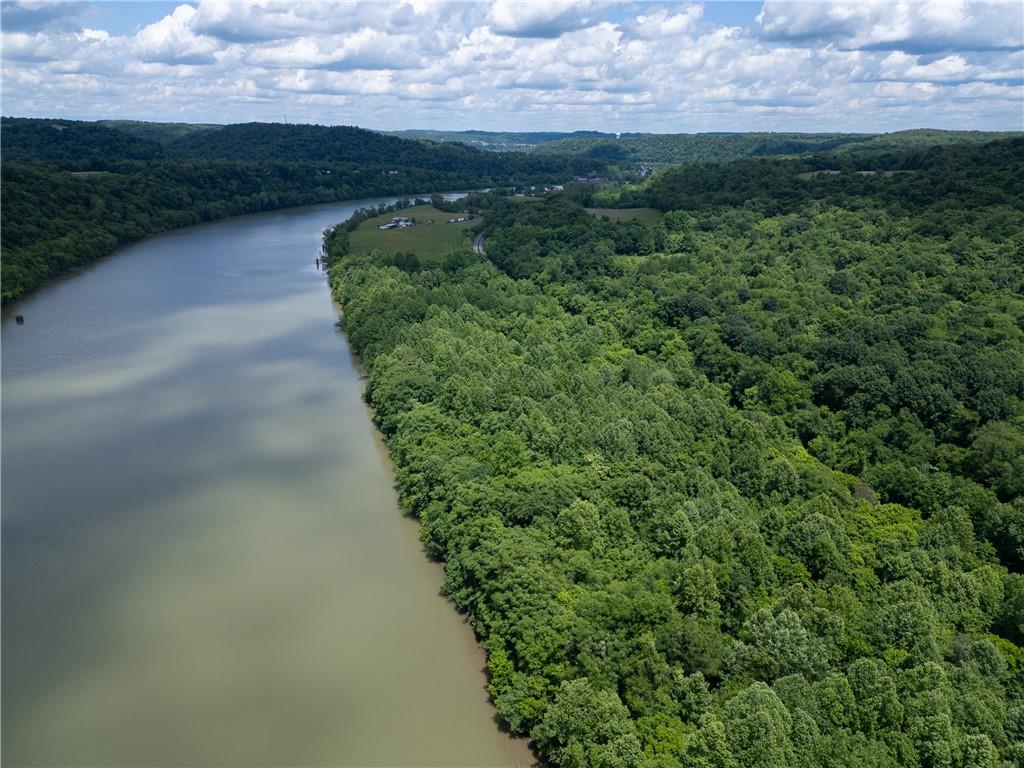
[348, 205, 477, 261]
[585, 207, 662, 224]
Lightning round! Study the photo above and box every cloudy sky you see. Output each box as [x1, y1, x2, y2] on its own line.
[1, 1, 1022, 132]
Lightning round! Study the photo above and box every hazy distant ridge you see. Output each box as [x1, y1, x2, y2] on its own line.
[380, 128, 1024, 164]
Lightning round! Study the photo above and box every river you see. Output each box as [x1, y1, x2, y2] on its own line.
[1, 197, 533, 767]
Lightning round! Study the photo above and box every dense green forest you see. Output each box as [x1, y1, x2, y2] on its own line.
[378, 128, 1021, 163]
[169, 122, 604, 178]
[604, 139, 1024, 216]
[531, 130, 1023, 166]
[326, 138, 1023, 768]
[0, 118, 601, 302]
[95, 119, 221, 145]
[6, 119, 1017, 303]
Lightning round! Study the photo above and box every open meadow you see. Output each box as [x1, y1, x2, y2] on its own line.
[347, 204, 476, 261]
[585, 206, 662, 224]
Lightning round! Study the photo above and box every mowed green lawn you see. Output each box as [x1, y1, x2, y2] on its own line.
[348, 205, 476, 261]
[586, 207, 662, 224]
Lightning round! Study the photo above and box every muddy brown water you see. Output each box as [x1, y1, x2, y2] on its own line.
[1, 197, 533, 767]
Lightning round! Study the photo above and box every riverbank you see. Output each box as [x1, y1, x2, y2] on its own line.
[0, 157, 482, 304]
[2, 195, 533, 766]
[1, 191, 474, 317]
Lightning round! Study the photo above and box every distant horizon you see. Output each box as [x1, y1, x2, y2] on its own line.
[2, 1, 1021, 133]
[5, 115, 1023, 139]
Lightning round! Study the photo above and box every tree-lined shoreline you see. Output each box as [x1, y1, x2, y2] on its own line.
[325, 139, 1023, 768]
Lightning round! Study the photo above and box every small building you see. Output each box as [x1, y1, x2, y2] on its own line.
[447, 215, 474, 223]
[378, 216, 416, 230]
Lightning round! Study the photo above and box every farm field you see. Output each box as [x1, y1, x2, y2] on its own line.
[585, 206, 662, 224]
[347, 204, 477, 261]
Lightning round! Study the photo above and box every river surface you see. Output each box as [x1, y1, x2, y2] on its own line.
[1, 198, 532, 767]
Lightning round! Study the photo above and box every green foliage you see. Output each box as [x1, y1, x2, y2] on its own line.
[386, 128, 612, 152]
[170, 121, 603, 179]
[965, 422, 1024, 501]
[531, 679, 641, 768]
[587, 208, 663, 225]
[386, 128, 1022, 168]
[633, 138, 1024, 214]
[0, 118, 601, 302]
[1, 117, 168, 167]
[327, 137, 1022, 767]
[530, 129, 1022, 166]
[720, 683, 795, 768]
[347, 204, 476, 262]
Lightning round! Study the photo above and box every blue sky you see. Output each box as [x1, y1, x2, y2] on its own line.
[77, 1, 764, 38]
[1, 1, 1021, 133]
[88, 2, 180, 35]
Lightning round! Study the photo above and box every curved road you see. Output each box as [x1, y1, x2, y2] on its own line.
[473, 230, 486, 255]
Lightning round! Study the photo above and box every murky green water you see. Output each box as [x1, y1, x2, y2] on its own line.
[2, 199, 532, 767]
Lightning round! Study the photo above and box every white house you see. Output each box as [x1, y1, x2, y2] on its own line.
[378, 217, 416, 230]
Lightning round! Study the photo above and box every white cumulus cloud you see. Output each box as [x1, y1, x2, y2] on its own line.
[133, 5, 222, 65]
[0, 0, 1020, 131]
[486, 0, 599, 38]
[757, 1, 1024, 52]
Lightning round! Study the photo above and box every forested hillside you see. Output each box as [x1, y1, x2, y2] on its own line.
[2, 118, 169, 166]
[371, 129, 1021, 164]
[386, 129, 614, 151]
[326, 139, 1024, 768]
[0, 118, 600, 302]
[171, 122, 605, 177]
[96, 119, 221, 145]
[531, 130, 1023, 166]
[618, 139, 1024, 215]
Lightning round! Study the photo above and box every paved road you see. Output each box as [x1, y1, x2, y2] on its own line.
[473, 231, 486, 255]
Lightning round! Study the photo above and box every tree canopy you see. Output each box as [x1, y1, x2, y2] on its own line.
[0, 118, 601, 302]
[326, 137, 1023, 768]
